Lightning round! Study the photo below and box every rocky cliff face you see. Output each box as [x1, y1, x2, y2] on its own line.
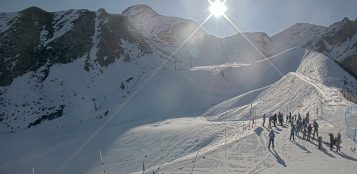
[0, 6, 151, 86]
[0, 5, 276, 87]
[272, 18, 357, 78]
[305, 18, 357, 77]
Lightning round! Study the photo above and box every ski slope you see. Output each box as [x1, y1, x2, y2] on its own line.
[152, 108, 357, 174]
[1, 5, 357, 174]
[1, 44, 357, 174]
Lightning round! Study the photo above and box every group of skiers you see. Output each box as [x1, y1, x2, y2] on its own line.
[329, 132, 342, 152]
[288, 112, 319, 142]
[262, 112, 284, 129]
[263, 111, 342, 152]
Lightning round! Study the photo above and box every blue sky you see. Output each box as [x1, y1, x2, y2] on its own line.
[1, 0, 356, 37]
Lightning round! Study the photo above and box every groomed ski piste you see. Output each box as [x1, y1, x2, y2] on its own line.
[1, 42, 357, 174]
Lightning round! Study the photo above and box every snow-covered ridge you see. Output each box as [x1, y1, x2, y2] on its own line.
[272, 23, 327, 54]
[327, 17, 355, 36]
[0, 12, 19, 33]
[123, 4, 203, 47]
[272, 18, 357, 65]
[208, 50, 354, 122]
[122, 4, 159, 18]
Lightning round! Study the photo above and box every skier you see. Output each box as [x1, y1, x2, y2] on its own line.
[298, 114, 302, 123]
[303, 118, 308, 130]
[302, 126, 307, 140]
[262, 114, 266, 127]
[307, 124, 313, 141]
[313, 120, 319, 139]
[285, 114, 289, 124]
[290, 123, 295, 141]
[336, 133, 342, 152]
[268, 130, 275, 149]
[329, 133, 335, 150]
[272, 114, 277, 128]
[268, 116, 272, 129]
[318, 136, 322, 150]
[306, 112, 310, 124]
[277, 113, 281, 126]
[296, 120, 301, 136]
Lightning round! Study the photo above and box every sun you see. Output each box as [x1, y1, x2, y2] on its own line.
[209, 0, 227, 17]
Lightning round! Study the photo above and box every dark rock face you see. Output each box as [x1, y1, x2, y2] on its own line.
[0, 6, 151, 86]
[324, 18, 357, 78]
[0, 7, 54, 86]
[95, 12, 151, 67]
[0, 7, 154, 131]
[342, 55, 357, 77]
[324, 18, 357, 45]
[27, 105, 64, 128]
[304, 18, 357, 78]
[47, 10, 95, 64]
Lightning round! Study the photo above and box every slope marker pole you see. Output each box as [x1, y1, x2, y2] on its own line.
[191, 138, 200, 174]
[99, 150, 106, 174]
[158, 135, 163, 173]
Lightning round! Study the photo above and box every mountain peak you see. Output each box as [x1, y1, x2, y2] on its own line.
[290, 22, 323, 29]
[21, 6, 48, 14]
[98, 8, 107, 13]
[342, 17, 352, 23]
[328, 17, 357, 35]
[122, 4, 159, 18]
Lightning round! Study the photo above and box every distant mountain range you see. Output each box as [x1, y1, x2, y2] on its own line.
[0, 4, 356, 132]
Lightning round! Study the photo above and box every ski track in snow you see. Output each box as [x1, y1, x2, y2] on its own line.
[291, 72, 343, 105]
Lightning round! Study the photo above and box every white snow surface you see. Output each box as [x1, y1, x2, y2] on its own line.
[1, 44, 357, 174]
[1, 7, 357, 174]
[272, 23, 327, 54]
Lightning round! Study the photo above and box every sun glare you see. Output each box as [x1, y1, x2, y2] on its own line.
[209, 0, 227, 17]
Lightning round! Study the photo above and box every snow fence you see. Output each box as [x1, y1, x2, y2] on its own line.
[345, 105, 357, 142]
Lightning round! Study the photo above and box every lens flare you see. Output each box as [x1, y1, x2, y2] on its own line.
[209, 0, 227, 17]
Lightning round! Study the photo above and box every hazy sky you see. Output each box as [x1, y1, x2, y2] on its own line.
[1, 0, 357, 37]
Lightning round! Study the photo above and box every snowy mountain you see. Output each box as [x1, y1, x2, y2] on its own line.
[0, 5, 275, 133]
[123, 4, 273, 65]
[0, 4, 357, 174]
[272, 18, 357, 77]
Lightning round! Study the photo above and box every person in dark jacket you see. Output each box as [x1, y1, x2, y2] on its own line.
[302, 126, 307, 140]
[268, 116, 272, 128]
[313, 120, 319, 139]
[329, 133, 335, 150]
[272, 114, 277, 128]
[306, 112, 310, 124]
[278, 112, 284, 126]
[296, 120, 301, 136]
[290, 123, 295, 141]
[268, 130, 276, 149]
[307, 124, 313, 141]
[336, 133, 342, 152]
[262, 114, 266, 127]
